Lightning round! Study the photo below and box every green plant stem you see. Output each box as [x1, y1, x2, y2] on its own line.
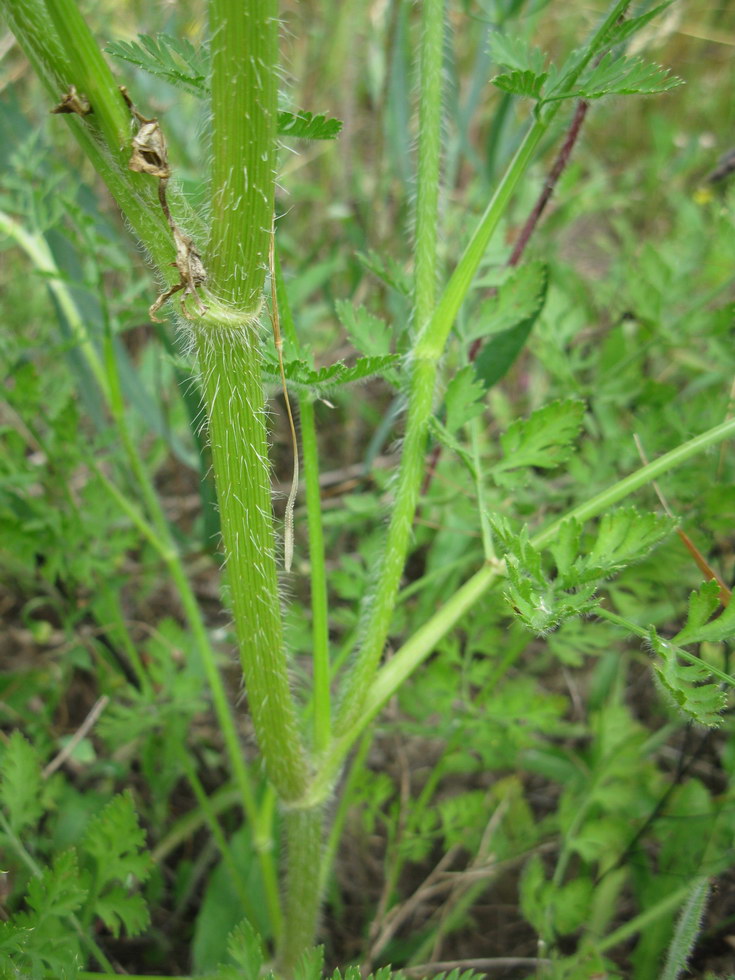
[0, 211, 108, 396]
[195, 327, 308, 802]
[335, 0, 634, 738]
[310, 415, 735, 802]
[1, 0, 187, 280]
[277, 807, 325, 975]
[413, 0, 445, 335]
[206, 0, 277, 307]
[44, 0, 130, 153]
[152, 783, 240, 863]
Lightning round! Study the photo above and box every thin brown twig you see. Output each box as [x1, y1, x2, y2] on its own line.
[42, 695, 110, 778]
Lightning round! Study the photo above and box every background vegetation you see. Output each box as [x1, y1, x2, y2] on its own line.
[1, 1, 735, 978]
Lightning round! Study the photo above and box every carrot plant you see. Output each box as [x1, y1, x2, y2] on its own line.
[2, 0, 735, 977]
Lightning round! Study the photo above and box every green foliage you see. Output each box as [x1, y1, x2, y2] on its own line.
[0, 732, 43, 835]
[3, 0, 735, 977]
[494, 508, 675, 634]
[105, 34, 343, 138]
[0, 851, 86, 979]
[0, 792, 150, 977]
[490, 11, 682, 105]
[105, 33, 208, 96]
[492, 398, 586, 485]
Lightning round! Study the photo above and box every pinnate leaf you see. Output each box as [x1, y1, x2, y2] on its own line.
[565, 52, 682, 100]
[648, 629, 726, 727]
[489, 33, 547, 74]
[0, 731, 43, 834]
[466, 262, 547, 341]
[82, 792, 151, 938]
[278, 111, 342, 140]
[444, 365, 486, 433]
[106, 35, 343, 138]
[105, 33, 208, 96]
[26, 851, 87, 919]
[493, 399, 585, 485]
[335, 301, 393, 357]
[493, 69, 548, 100]
[584, 508, 676, 579]
[95, 886, 149, 938]
[673, 580, 735, 646]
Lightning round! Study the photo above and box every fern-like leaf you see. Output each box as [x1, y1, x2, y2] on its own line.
[673, 580, 735, 646]
[82, 792, 151, 938]
[648, 630, 727, 727]
[0, 731, 43, 834]
[105, 34, 208, 96]
[561, 52, 682, 100]
[277, 111, 342, 140]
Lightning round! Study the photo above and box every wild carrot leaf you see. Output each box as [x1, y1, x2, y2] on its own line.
[277, 111, 343, 140]
[263, 354, 400, 393]
[82, 792, 151, 937]
[335, 301, 393, 357]
[0, 851, 87, 977]
[106, 36, 343, 137]
[356, 249, 411, 295]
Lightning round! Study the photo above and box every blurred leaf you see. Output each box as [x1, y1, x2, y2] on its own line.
[0, 732, 43, 835]
[493, 69, 548, 100]
[466, 262, 547, 341]
[444, 365, 486, 433]
[673, 580, 735, 646]
[334, 301, 393, 357]
[489, 34, 547, 74]
[278, 111, 342, 140]
[649, 629, 727, 727]
[106, 33, 208, 96]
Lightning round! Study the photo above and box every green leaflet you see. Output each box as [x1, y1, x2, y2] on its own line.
[494, 509, 676, 635]
[648, 630, 727, 728]
[105, 34, 343, 139]
[82, 791, 151, 938]
[489, 3, 681, 105]
[673, 579, 735, 645]
[464, 261, 547, 342]
[492, 398, 586, 486]
[0, 731, 43, 835]
[263, 354, 400, 395]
